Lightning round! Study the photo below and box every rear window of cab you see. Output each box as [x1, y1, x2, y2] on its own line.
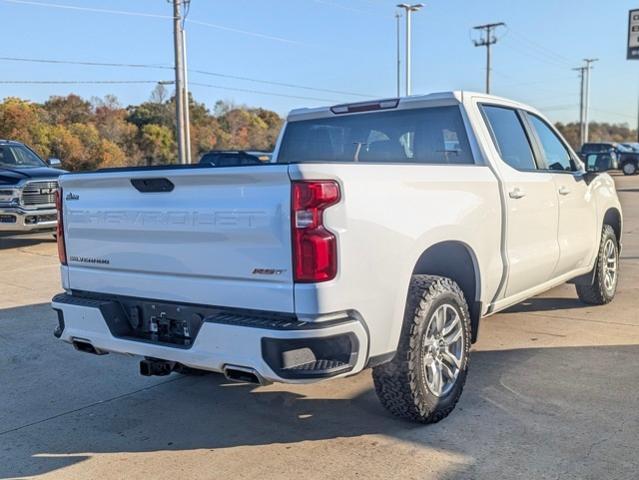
[277, 106, 474, 165]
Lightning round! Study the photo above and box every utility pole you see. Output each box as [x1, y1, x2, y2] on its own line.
[473, 22, 506, 94]
[182, 28, 192, 164]
[573, 65, 587, 146]
[395, 11, 402, 97]
[396, 3, 423, 96]
[583, 58, 598, 143]
[172, 0, 188, 164]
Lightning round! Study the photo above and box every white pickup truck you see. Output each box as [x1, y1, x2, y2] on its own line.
[52, 92, 622, 423]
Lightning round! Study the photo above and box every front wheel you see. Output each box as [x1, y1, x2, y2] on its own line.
[372, 275, 471, 423]
[622, 161, 637, 176]
[576, 224, 619, 305]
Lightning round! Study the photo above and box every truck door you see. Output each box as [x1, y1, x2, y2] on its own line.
[480, 105, 560, 297]
[524, 113, 599, 275]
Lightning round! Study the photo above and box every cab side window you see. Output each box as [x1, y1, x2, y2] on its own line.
[527, 114, 577, 172]
[481, 105, 537, 171]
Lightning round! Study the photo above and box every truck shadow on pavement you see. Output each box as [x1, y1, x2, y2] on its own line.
[1, 303, 638, 479]
[0, 234, 56, 250]
[504, 296, 587, 313]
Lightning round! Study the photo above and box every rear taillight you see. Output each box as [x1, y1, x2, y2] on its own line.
[55, 188, 67, 265]
[291, 180, 340, 283]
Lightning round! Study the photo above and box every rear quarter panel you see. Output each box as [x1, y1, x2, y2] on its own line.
[289, 162, 503, 357]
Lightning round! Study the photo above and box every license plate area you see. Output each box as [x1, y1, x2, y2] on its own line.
[98, 298, 206, 348]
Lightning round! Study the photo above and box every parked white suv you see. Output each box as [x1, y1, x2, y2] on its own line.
[52, 92, 622, 423]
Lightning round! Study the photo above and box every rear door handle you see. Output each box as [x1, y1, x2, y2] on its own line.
[508, 187, 526, 199]
[558, 186, 571, 196]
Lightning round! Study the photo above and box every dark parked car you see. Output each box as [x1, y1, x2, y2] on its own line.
[198, 150, 272, 167]
[582, 152, 617, 173]
[579, 142, 639, 174]
[0, 140, 65, 233]
[621, 142, 639, 152]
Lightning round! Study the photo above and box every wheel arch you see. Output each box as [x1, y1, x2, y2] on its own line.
[410, 241, 482, 343]
[603, 207, 622, 247]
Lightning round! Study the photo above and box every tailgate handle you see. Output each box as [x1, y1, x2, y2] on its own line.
[131, 178, 174, 193]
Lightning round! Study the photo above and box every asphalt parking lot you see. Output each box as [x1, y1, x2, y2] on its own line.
[1, 174, 638, 480]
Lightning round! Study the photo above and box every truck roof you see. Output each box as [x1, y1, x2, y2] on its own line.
[287, 90, 539, 122]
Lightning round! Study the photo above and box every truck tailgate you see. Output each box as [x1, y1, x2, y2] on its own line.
[60, 165, 294, 312]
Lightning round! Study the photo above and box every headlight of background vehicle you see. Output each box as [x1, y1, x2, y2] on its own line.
[0, 188, 20, 206]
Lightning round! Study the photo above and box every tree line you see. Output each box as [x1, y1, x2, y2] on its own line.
[555, 122, 638, 150]
[0, 85, 636, 171]
[0, 84, 282, 171]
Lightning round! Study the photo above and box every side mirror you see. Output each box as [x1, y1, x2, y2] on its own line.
[47, 158, 62, 167]
[584, 153, 609, 173]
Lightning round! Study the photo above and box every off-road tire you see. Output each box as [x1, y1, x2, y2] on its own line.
[576, 224, 618, 305]
[372, 275, 471, 423]
[575, 225, 619, 305]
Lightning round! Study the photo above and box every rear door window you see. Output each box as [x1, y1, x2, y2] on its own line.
[277, 106, 475, 165]
[526, 114, 577, 172]
[481, 105, 538, 171]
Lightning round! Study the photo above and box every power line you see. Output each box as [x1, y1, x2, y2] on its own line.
[536, 104, 579, 112]
[590, 108, 635, 120]
[500, 41, 572, 70]
[0, 55, 375, 98]
[0, 80, 167, 84]
[499, 31, 574, 71]
[1, 0, 171, 19]
[186, 19, 308, 45]
[507, 30, 573, 65]
[0, 56, 173, 70]
[0, 78, 342, 102]
[1, 0, 307, 45]
[190, 69, 374, 98]
[190, 82, 339, 103]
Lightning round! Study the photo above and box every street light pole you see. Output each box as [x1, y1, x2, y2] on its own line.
[395, 12, 401, 97]
[396, 3, 423, 96]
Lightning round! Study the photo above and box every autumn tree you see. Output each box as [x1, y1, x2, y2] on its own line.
[0, 87, 285, 171]
[43, 94, 92, 125]
[140, 124, 176, 166]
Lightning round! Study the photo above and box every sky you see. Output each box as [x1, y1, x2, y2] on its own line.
[1, 0, 638, 126]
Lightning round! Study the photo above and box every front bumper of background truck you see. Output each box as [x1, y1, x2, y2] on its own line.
[0, 206, 57, 232]
[51, 292, 368, 383]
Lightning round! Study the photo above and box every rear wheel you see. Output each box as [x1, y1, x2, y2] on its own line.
[622, 161, 637, 176]
[576, 225, 619, 305]
[372, 275, 471, 423]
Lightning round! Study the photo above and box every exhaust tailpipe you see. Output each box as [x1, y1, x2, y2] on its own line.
[72, 339, 108, 355]
[223, 365, 265, 385]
